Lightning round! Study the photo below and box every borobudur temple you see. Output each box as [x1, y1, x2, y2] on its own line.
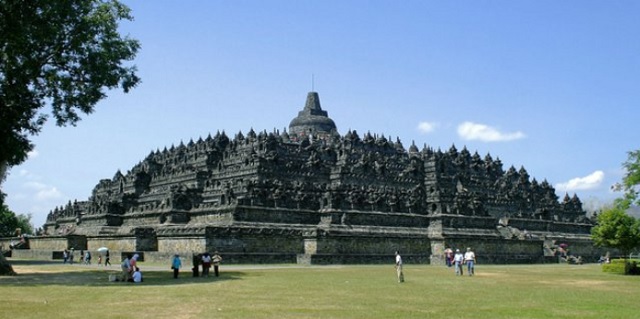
[28, 92, 600, 264]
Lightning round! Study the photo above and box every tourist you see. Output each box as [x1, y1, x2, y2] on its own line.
[453, 249, 464, 276]
[79, 250, 85, 264]
[63, 249, 69, 264]
[172, 254, 182, 279]
[132, 267, 143, 283]
[130, 254, 139, 275]
[394, 251, 404, 283]
[444, 248, 453, 267]
[69, 248, 75, 264]
[121, 254, 131, 281]
[201, 253, 212, 277]
[464, 247, 476, 276]
[104, 250, 111, 266]
[84, 251, 92, 265]
[212, 251, 222, 277]
[97, 254, 102, 266]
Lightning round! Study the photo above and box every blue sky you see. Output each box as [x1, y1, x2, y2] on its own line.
[4, 1, 639, 228]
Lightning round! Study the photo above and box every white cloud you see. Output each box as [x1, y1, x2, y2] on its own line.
[24, 181, 48, 190]
[23, 181, 63, 201]
[457, 121, 526, 142]
[36, 187, 63, 201]
[27, 149, 39, 159]
[555, 171, 605, 192]
[417, 121, 438, 134]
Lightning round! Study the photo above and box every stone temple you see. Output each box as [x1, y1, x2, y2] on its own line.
[24, 92, 599, 264]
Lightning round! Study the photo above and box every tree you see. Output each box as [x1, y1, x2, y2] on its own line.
[0, 194, 19, 275]
[0, 0, 140, 181]
[592, 149, 640, 274]
[0, 203, 33, 237]
[613, 150, 640, 210]
[0, 0, 140, 276]
[591, 206, 640, 258]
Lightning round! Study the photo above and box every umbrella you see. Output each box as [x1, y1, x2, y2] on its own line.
[97, 247, 109, 252]
[559, 243, 568, 248]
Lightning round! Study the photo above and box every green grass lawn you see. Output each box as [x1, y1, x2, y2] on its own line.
[1, 260, 638, 319]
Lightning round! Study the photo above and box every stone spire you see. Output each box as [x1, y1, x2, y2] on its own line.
[288, 92, 337, 138]
[303, 91, 325, 114]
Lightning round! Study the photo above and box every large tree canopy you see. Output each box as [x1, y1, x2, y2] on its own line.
[591, 206, 640, 258]
[0, 0, 140, 174]
[613, 150, 640, 209]
[591, 149, 640, 274]
[0, 204, 33, 237]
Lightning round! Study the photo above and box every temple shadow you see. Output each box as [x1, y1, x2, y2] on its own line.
[0, 266, 246, 287]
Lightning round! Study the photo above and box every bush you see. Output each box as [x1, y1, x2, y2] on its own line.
[602, 258, 640, 275]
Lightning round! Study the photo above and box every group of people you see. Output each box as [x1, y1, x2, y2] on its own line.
[444, 247, 476, 276]
[120, 253, 143, 283]
[170, 251, 222, 279]
[99, 250, 112, 266]
[62, 248, 74, 264]
[60, 248, 225, 283]
[199, 251, 223, 278]
[62, 248, 112, 266]
[394, 248, 477, 283]
[76, 250, 92, 264]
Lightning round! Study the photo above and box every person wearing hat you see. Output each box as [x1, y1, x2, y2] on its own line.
[453, 249, 464, 276]
[464, 247, 476, 276]
[171, 254, 182, 279]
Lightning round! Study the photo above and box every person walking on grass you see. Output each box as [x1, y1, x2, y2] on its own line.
[105, 250, 111, 266]
[84, 251, 91, 265]
[464, 247, 476, 276]
[395, 251, 404, 283]
[172, 254, 182, 279]
[444, 247, 453, 267]
[453, 249, 464, 276]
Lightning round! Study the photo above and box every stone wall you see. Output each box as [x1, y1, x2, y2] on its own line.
[86, 236, 137, 252]
[24, 236, 68, 250]
[444, 238, 546, 264]
[205, 226, 304, 254]
[158, 236, 206, 253]
[233, 206, 320, 225]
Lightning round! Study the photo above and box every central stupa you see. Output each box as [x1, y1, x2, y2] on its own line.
[288, 91, 337, 139]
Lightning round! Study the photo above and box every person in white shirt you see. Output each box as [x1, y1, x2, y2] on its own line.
[201, 253, 212, 277]
[132, 267, 143, 283]
[453, 249, 464, 276]
[394, 251, 404, 283]
[464, 247, 476, 276]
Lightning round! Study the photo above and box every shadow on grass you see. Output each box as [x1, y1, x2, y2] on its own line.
[1, 260, 247, 287]
[0, 270, 246, 287]
[7, 259, 62, 266]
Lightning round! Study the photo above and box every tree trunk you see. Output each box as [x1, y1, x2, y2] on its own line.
[0, 250, 17, 276]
